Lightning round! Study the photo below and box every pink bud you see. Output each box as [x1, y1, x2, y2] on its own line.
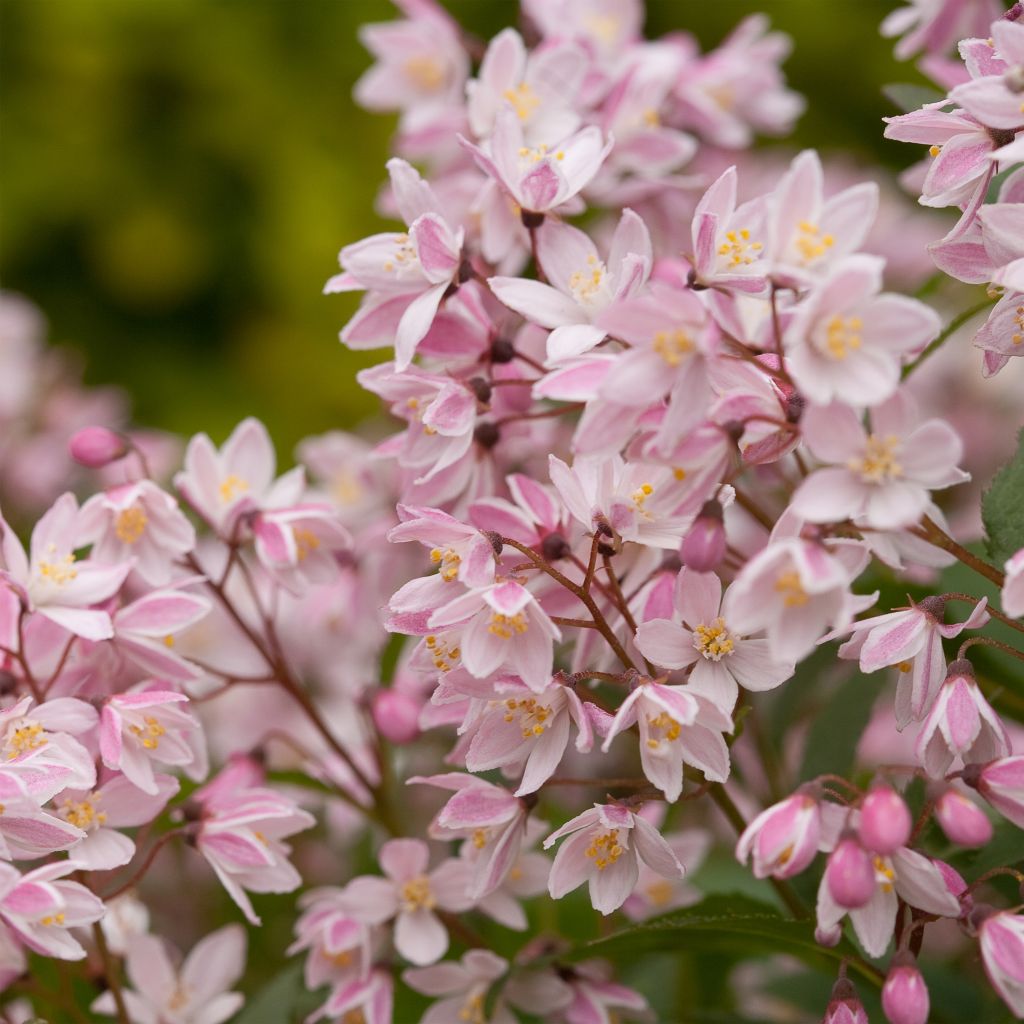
[680, 500, 726, 574]
[815, 922, 842, 948]
[826, 837, 876, 908]
[69, 426, 129, 468]
[823, 977, 869, 1024]
[934, 789, 993, 847]
[371, 689, 420, 744]
[859, 784, 912, 854]
[882, 955, 929, 1024]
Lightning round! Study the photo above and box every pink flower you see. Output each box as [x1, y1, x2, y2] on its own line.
[978, 910, 1024, 1017]
[427, 580, 561, 692]
[882, 0, 1003, 59]
[915, 660, 1010, 778]
[112, 589, 213, 682]
[92, 925, 246, 1024]
[57, 772, 179, 871]
[1, 493, 130, 640]
[830, 595, 988, 728]
[489, 211, 651, 364]
[195, 783, 316, 926]
[975, 289, 1024, 377]
[784, 256, 940, 406]
[793, 396, 968, 531]
[544, 803, 684, 915]
[462, 105, 611, 216]
[174, 418, 304, 537]
[949, 20, 1024, 132]
[289, 889, 372, 992]
[0, 861, 104, 960]
[735, 791, 821, 880]
[309, 968, 394, 1024]
[622, 827, 710, 921]
[252, 503, 352, 592]
[339, 838, 473, 965]
[602, 679, 731, 801]
[78, 480, 195, 585]
[815, 846, 960, 957]
[403, 949, 510, 1024]
[972, 755, 1024, 827]
[100, 689, 207, 795]
[0, 695, 97, 794]
[0, 772, 85, 860]
[1002, 547, 1024, 617]
[635, 569, 792, 714]
[388, 504, 496, 588]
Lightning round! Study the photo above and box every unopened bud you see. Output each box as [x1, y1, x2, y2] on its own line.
[826, 836, 876, 908]
[69, 426, 129, 468]
[680, 501, 726, 574]
[823, 976, 868, 1024]
[934, 789, 993, 847]
[859, 784, 912, 854]
[882, 953, 929, 1024]
[371, 689, 421, 745]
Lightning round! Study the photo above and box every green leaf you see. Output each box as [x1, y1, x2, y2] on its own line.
[882, 82, 945, 112]
[234, 964, 323, 1024]
[549, 893, 878, 987]
[800, 671, 885, 782]
[983, 427, 1024, 566]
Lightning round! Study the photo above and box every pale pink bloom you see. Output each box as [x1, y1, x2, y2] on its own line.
[388, 505, 496, 588]
[916, 661, 1011, 777]
[403, 949, 511, 1024]
[339, 838, 473, 965]
[548, 453, 693, 549]
[1002, 547, 1024, 617]
[829, 596, 988, 728]
[736, 791, 821, 880]
[309, 968, 394, 1024]
[521, 0, 643, 61]
[252, 503, 352, 592]
[0, 492, 130, 640]
[673, 14, 804, 148]
[635, 569, 793, 714]
[975, 289, 1024, 376]
[289, 888, 373, 992]
[622, 828, 710, 921]
[0, 695, 97, 793]
[689, 166, 769, 293]
[174, 418, 304, 537]
[458, 675, 594, 795]
[784, 256, 940, 406]
[469, 472, 567, 550]
[467, 29, 586, 145]
[0, 860, 104, 960]
[0, 922, 26, 992]
[793, 396, 968, 530]
[726, 525, 871, 664]
[0, 772, 84, 860]
[462, 105, 611, 216]
[112, 589, 212, 682]
[489, 211, 651, 364]
[100, 690, 207, 795]
[882, 0, 1003, 59]
[327, 159, 465, 370]
[949, 21, 1024, 131]
[410, 773, 530, 897]
[767, 150, 878, 287]
[544, 803, 685, 915]
[555, 960, 651, 1024]
[78, 480, 195, 585]
[815, 846, 960, 957]
[978, 910, 1024, 1017]
[57, 773, 179, 871]
[973, 754, 1024, 827]
[602, 680, 731, 801]
[195, 784, 316, 926]
[93, 924, 246, 1024]
[472, 820, 550, 930]
[427, 580, 561, 692]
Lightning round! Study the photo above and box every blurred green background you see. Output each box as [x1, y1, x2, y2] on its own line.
[0, 0, 916, 456]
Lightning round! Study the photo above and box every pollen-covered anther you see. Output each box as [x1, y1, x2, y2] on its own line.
[585, 829, 625, 870]
[693, 617, 736, 660]
[502, 697, 550, 738]
[401, 875, 437, 912]
[795, 220, 835, 264]
[774, 571, 808, 607]
[488, 611, 529, 639]
[849, 434, 902, 484]
[652, 329, 694, 366]
[129, 715, 166, 751]
[424, 634, 460, 672]
[6, 721, 47, 758]
[115, 506, 148, 544]
[218, 474, 248, 503]
[502, 81, 541, 121]
[873, 855, 895, 893]
[823, 315, 863, 360]
[646, 711, 682, 748]
[717, 227, 763, 267]
[430, 546, 461, 582]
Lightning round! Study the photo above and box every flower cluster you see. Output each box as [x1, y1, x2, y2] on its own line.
[3, 1, 1024, 1023]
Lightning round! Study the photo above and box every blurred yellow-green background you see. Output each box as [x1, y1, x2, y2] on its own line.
[1, 0, 915, 455]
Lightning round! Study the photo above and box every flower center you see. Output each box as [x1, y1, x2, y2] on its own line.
[218, 474, 248, 502]
[488, 611, 528, 639]
[502, 81, 540, 122]
[822, 315, 862, 360]
[115, 506, 148, 544]
[459, 992, 486, 1024]
[401, 875, 436, 911]
[5, 721, 47, 759]
[294, 527, 321, 562]
[424, 634, 460, 672]
[646, 879, 675, 906]
[693, 617, 735, 660]
[129, 715, 166, 751]
[39, 912, 66, 927]
[585, 829, 624, 870]
[774, 571, 808, 607]
[717, 228, 763, 267]
[431, 547, 461, 582]
[569, 255, 609, 308]
[795, 220, 835, 265]
[37, 545, 78, 586]
[653, 329, 694, 366]
[632, 482, 654, 517]
[646, 711, 682, 748]
[849, 434, 902, 484]
[1013, 304, 1024, 346]
[502, 697, 551, 738]
[403, 55, 445, 91]
[873, 855, 895, 893]
[167, 985, 192, 1011]
[60, 793, 107, 831]
[382, 233, 419, 274]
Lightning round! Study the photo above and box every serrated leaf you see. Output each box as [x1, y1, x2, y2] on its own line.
[983, 428, 1024, 566]
[882, 82, 946, 112]
[549, 893, 878, 987]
